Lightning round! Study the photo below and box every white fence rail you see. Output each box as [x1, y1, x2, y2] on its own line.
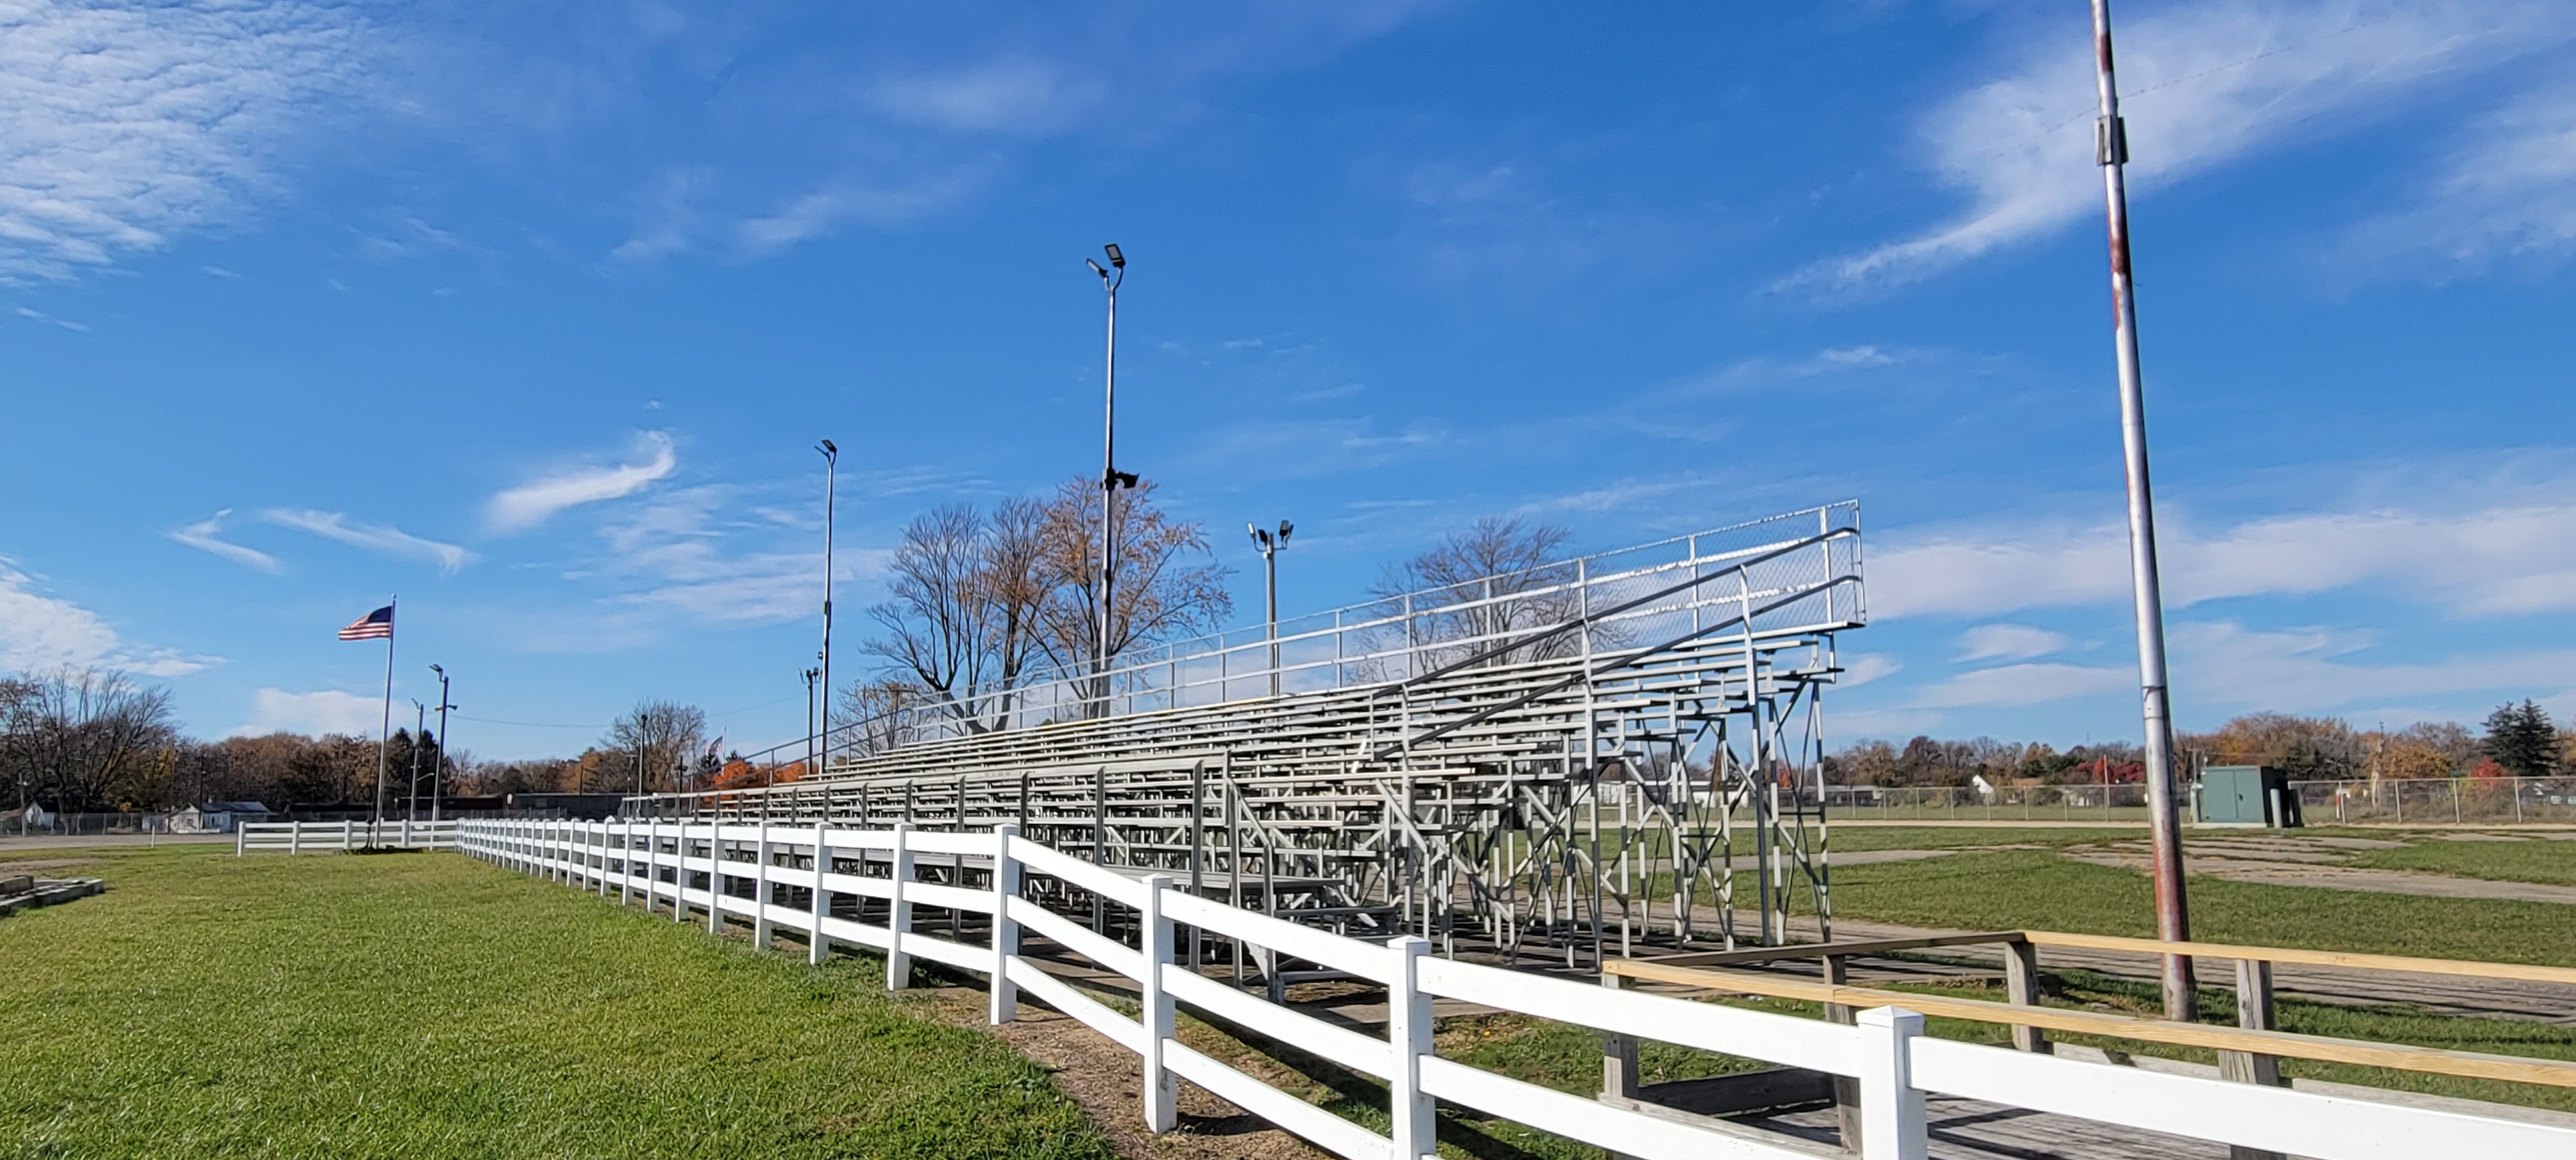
[236, 820, 461, 854]
[457, 819, 2576, 1160]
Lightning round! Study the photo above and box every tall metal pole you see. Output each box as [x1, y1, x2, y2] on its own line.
[1088, 245, 1128, 717]
[372, 594, 397, 830]
[430, 665, 453, 823]
[1264, 542, 1278, 698]
[2090, 0, 2195, 1021]
[816, 440, 838, 768]
[408, 699, 427, 821]
[802, 666, 819, 777]
[1250, 521, 1291, 699]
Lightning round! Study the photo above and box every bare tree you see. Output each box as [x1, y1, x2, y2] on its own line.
[861, 478, 1230, 729]
[836, 678, 921, 759]
[601, 699, 707, 795]
[861, 500, 1055, 731]
[1, 668, 180, 812]
[1373, 515, 1578, 669]
[1034, 475, 1233, 672]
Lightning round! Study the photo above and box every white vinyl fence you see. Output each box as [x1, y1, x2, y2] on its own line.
[458, 819, 2576, 1160]
[237, 820, 461, 854]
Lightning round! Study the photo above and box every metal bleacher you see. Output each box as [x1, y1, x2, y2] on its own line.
[651, 501, 1864, 966]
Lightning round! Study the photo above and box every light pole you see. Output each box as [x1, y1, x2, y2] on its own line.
[429, 664, 454, 823]
[1248, 520, 1292, 698]
[802, 666, 820, 779]
[816, 439, 838, 767]
[2090, 0, 2195, 1020]
[407, 699, 427, 821]
[1086, 243, 1135, 716]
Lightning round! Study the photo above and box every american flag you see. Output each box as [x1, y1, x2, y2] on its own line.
[337, 604, 395, 641]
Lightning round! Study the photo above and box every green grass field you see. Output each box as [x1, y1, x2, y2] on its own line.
[1827, 848, 2576, 965]
[0, 846, 1108, 1160]
[2343, 836, 2576, 885]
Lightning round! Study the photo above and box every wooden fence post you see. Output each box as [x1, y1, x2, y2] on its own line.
[2223, 958, 2287, 1160]
[1825, 954, 1864, 1150]
[991, 824, 1021, 1024]
[235, 826, 245, 857]
[288, 823, 299, 855]
[619, 820, 634, 906]
[753, 822, 773, 950]
[887, 823, 914, 989]
[2004, 938, 2050, 1054]
[811, 821, 832, 965]
[1390, 935, 1436, 1160]
[1856, 1007, 1926, 1160]
[342, 820, 353, 851]
[1140, 874, 1177, 1133]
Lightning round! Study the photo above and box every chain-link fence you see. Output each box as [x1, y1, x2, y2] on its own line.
[2293, 777, 2576, 825]
[1824, 783, 2155, 823]
[1823, 777, 2576, 826]
[2, 812, 192, 838]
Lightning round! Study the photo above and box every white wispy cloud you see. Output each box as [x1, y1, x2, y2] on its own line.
[262, 509, 474, 574]
[1909, 661, 2135, 710]
[0, 0, 372, 280]
[487, 432, 677, 533]
[1956, 623, 2069, 662]
[233, 687, 382, 737]
[1858, 618, 2576, 727]
[588, 485, 882, 625]
[167, 509, 282, 573]
[1873, 494, 2576, 620]
[603, 4, 1441, 262]
[2345, 75, 2576, 273]
[1841, 653, 1903, 689]
[2172, 620, 2576, 715]
[1789, 1, 2573, 294]
[865, 59, 1102, 134]
[733, 166, 1002, 255]
[0, 559, 213, 676]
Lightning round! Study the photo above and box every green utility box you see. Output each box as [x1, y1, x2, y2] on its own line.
[2195, 765, 2302, 827]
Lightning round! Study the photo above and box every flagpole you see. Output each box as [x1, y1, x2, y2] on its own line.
[373, 594, 397, 834]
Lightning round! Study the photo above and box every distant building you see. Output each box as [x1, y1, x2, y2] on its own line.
[174, 802, 274, 833]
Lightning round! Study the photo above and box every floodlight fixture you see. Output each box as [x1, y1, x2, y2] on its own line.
[1103, 243, 1124, 268]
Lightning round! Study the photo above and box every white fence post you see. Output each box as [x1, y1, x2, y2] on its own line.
[753, 822, 773, 950]
[887, 823, 916, 989]
[234, 826, 245, 857]
[811, 821, 832, 965]
[289, 823, 300, 855]
[672, 822, 688, 922]
[342, 820, 353, 851]
[1857, 1007, 1928, 1160]
[707, 822, 724, 936]
[1141, 873, 1177, 1134]
[620, 820, 634, 906]
[1389, 935, 1436, 1160]
[990, 824, 1021, 1025]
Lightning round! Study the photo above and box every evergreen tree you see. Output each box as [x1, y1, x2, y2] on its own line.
[2481, 700, 2558, 777]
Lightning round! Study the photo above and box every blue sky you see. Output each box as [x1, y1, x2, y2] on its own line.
[6, 1, 2576, 759]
